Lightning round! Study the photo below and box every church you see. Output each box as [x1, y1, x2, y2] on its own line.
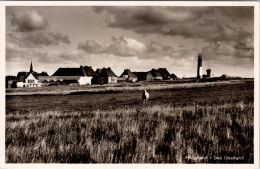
[16, 61, 49, 88]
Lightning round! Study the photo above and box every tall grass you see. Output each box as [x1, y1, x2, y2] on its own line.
[6, 101, 254, 163]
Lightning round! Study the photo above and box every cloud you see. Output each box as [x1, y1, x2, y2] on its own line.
[78, 36, 146, 57]
[9, 8, 48, 32]
[201, 41, 253, 68]
[6, 7, 71, 48]
[93, 6, 254, 68]
[93, 7, 253, 43]
[93, 7, 210, 26]
[47, 32, 71, 44]
[6, 46, 48, 62]
[78, 36, 187, 60]
[7, 31, 70, 48]
[59, 49, 85, 61]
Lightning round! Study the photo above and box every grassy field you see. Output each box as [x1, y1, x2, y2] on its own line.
[5, 79, 249, 96]
[5, 80, 254, 163]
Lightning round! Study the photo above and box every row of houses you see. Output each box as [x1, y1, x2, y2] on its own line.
[6, 61, 178, 88]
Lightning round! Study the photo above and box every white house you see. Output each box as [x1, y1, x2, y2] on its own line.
[25, 73, 41, 87]
[78, 76, 92, 85]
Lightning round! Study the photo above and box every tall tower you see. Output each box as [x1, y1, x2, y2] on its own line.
[29, 59, 33, 73]
[197, 54, 202, 78]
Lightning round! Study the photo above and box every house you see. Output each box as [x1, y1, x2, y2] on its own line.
[6, 76, 17, 88]
[150, 69, 163, 80]
[83, 66, 98, 84]
[16, 61, 49, 88]
[170, 73, 178, 80]
[157, 68, 171, 80]
[42, 65, 96, 85]
[16, 72, 29, 88]
[25, 72, 41, 87]
[96, 67, 117, 84]
[133, 72, 154, 81]
[118, 69, 138, 82]
[16, 72, 49, 88]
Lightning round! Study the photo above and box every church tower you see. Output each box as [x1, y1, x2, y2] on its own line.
[29, 59, 33, 73]
[197, 54, 202, 78]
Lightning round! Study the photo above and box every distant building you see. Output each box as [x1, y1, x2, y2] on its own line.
[16, 72, 29, 88]
[5, 76, 16, 88]
[150, 69, 163, 80]
[170, 73, 178, 80]
[206, 69, 211, 77]
[95, 67, 117, 84]
[134, 68, 174, 81]
[157, 68, 171, 80]
[42, 65, 96, 85]
[25, 72, 48, 87]
[133, 72, 154, 81]
[118, 69, 138, 82]
[16, 60, 49, 88]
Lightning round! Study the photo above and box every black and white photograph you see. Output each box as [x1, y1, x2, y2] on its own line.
[1, 1, 259, 168]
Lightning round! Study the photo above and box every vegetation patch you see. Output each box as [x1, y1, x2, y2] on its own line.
[6, 81, 254, 163]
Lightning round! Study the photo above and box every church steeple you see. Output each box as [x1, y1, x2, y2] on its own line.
[29, 59, 33, 73]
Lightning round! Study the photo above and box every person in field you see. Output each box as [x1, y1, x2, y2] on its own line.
[142, 89, 149, 104]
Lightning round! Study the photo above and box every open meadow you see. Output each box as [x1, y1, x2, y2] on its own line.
[5, 80, 254, 163]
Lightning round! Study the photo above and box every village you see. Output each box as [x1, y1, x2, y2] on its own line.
[4, 5, 256, 165]
[6, 54, 214, 88]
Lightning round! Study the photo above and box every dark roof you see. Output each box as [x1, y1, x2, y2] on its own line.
[133, 72, 149, 76]
[133, 72, 150, 80]
[120, 69, 137, 78]
[16, 71, 49, 82]
[52, 68, 84, 76]
[83, 66, 97, 76]
[98, 67, 117, 77]
[150, 69, 162, 77]
[16, 72, 29, 82]
[6, 75, 17, 81]
[31, 71, 49, 79]
[17, 72, 28, 77]
[170, 73, 178, 79]
[52, 66, 96, 77]
[96, 68, 103, 75]
[39, 72, 49, 76]
[158, 68, 170, 79]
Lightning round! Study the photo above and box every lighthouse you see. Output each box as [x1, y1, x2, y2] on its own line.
[197, 54, 202, 78]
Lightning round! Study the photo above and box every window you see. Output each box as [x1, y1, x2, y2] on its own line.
[28, 79, 34, 83]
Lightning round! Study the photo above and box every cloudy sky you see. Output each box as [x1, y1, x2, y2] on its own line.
[6, 6, 254, 77]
